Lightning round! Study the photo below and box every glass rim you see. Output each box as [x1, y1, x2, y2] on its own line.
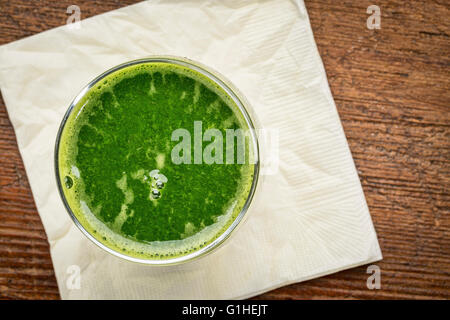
[54, 55, 260, 266]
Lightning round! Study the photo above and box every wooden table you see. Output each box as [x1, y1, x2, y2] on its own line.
[0, 0, 448, 300]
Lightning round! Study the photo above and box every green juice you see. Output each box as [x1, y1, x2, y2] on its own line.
[57, 61, 256, 260]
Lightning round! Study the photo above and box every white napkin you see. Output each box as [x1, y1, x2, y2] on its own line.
[0, 0, 382, 299]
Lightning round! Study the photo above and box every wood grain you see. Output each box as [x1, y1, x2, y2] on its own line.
[0, 0, 449, 300]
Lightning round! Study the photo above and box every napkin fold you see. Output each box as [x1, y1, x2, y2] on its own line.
[0, 0, 382, 299]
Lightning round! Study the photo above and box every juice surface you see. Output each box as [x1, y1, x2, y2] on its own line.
[58, 61, 255, 259]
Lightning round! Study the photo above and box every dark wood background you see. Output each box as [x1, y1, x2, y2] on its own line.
[0, 0, 448, 300]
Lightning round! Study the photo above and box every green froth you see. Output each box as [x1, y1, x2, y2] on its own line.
[58, 62, 255, 260]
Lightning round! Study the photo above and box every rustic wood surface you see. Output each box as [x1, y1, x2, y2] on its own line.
[0, 0, 449, 300]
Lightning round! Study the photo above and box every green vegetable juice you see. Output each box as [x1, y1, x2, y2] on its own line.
[57, 60, 256, 261]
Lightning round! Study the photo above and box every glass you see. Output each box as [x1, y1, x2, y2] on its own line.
[54, 56, 260, 265]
